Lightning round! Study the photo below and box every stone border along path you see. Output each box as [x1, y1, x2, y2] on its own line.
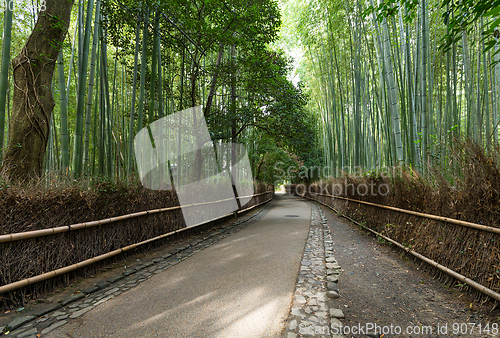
[1, 198, 276, 338]
[283, 203, 346, 338]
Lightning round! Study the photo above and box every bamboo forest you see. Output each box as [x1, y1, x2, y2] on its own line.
[0, 0, 499, 183]
[4, 0, 500, 334]
[283, 0, 500, 175]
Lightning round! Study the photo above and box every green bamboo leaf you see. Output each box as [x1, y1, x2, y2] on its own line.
[485, 6, 500, 17]
[489, 16, 500, 30]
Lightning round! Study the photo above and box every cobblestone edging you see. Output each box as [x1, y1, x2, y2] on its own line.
[1, 199, 276, 338]
[284, 203, 345, 338]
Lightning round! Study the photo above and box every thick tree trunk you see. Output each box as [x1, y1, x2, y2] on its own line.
[1, 0, 74, 181]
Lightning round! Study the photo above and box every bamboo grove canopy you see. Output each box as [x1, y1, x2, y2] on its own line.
[0, 0, 318, 183]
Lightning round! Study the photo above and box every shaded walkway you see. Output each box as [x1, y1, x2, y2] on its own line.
[47, 195, 311, 338]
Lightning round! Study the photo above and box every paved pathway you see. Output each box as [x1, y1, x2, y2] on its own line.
[43, 195, 311, 338]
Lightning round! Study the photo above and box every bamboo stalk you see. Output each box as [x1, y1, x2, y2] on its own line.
[0, 4, 13, 162]
[137, 14, 149, 132]
[421, 0, 428, 172]
[57, 52, 70, 173]
[494, 29, 500, 144]
[72, 0, 96, 177]
[100, 26, 112, 177]
[127, 22, 142, 175]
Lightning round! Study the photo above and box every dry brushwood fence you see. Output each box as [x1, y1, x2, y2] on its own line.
[287, 142, 500, 304]
[288, 173, 500, 305]
[0, 182, 273, 308]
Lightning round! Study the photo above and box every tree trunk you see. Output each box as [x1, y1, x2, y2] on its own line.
[1, 0, 74, 181]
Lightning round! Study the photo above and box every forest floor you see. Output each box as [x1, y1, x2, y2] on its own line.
[321, 204, 500, 337]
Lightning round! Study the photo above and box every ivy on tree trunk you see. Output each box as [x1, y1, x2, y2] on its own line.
[1, 0, 75, 181]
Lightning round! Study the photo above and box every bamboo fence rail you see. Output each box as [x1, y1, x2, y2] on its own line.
[313, 193, 500, 234]
[0, 191, 270, 243]
[302, 193, 500, 303]
[295, 190, 500, 303]
[0, 190, 274, 293]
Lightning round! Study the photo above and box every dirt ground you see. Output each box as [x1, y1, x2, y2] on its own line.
[321, 205, 500, 338]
